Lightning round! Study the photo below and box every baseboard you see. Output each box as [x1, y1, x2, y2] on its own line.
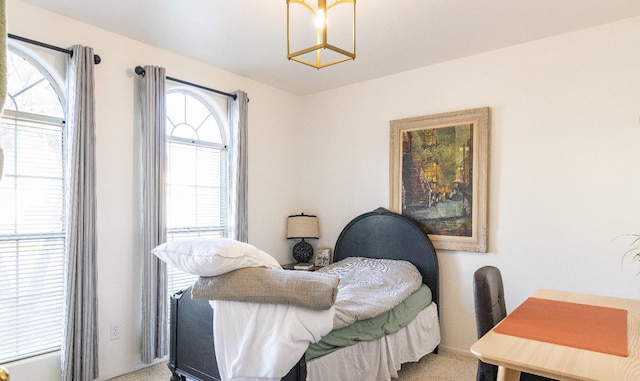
[436, 345, 476, 360]
[96, 356, 168, 381]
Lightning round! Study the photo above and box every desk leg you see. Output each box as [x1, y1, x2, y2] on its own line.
[497, 366, 521, 381]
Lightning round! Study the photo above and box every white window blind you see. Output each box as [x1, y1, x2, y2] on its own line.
[0, 114, 66, 363]
[165, 90, 229, 296]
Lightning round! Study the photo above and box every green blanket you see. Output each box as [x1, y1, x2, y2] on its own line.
[306, 284, 433, 360]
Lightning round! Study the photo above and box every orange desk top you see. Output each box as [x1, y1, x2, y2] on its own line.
[494, 297, 628, 357]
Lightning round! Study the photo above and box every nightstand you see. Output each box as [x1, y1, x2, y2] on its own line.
[281, 263, 322, 271]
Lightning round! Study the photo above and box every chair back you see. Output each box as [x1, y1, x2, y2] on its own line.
[473, 266, 506, 381]
[473, 266, 507, 338]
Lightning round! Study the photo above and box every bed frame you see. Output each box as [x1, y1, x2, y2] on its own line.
[168, 207, 439, 381]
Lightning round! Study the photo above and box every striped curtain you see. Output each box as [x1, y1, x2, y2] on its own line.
[228, 91, 249, 242]
[139, 66, 168, 363]
[61, 45, 99, 381]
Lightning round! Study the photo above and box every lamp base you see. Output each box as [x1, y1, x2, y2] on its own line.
[292, 239, 313, 263]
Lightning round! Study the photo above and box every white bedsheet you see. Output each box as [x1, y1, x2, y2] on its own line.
[209, 258, 433, 381]
[306, 302, 440, 381]
[210, 300, 335, 381]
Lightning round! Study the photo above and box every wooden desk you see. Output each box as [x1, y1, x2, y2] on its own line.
[470, 289, 640, 381]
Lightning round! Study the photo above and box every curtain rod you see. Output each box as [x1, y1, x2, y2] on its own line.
[134, 66, 237, 100]
[8, 33, 101, 65]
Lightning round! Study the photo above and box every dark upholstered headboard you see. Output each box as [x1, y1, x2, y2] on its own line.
[333, 207, 439, 308]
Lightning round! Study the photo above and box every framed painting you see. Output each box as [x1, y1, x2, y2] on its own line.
[389, 107, 489, 252]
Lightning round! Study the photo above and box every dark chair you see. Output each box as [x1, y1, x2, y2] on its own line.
[473, 266, 556, 381]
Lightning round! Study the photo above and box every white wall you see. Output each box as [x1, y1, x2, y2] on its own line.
[300, 16, 640, 355]
[5, 0, 640, 378]
[4, 1, 302, 380]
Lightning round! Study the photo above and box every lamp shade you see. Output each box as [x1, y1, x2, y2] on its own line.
[287, 214, 319, 239]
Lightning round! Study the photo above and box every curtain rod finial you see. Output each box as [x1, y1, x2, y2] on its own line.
[134, 66, 145, 76]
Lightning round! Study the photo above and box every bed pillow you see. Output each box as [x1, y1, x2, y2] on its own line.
[152, 237, 282, 277]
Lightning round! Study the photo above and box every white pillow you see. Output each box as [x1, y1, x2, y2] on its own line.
[152, 237, 282, 277]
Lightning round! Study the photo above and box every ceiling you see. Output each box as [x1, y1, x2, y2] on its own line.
[21, 0, 640, 95]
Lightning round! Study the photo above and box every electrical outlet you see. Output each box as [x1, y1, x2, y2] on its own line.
[110, 323, 121, 340]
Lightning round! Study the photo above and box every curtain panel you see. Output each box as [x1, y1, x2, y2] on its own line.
[228, 91, 249, 242]
[139, 65, 168, 363]
[61, 45, 99, 381]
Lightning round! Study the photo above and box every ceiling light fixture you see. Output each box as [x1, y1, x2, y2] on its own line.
[287, 0, 356, 69]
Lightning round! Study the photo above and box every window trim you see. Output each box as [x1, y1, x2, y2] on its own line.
[166, 88, 228, 145]
[6, 42, 66, 112]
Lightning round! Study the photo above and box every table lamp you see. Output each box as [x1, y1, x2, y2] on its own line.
[287, 213, 319, 264]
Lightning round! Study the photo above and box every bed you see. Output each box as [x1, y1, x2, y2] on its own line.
[167, 207, 440, 381]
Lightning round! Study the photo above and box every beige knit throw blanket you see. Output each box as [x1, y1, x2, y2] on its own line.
[193, 268, 340, 311]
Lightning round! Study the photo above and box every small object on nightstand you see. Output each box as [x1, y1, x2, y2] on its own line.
[282, 263, 320, 271]
[293, 263, 314, 270]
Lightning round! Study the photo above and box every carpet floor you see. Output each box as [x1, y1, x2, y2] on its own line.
[108, 351, 477, 381]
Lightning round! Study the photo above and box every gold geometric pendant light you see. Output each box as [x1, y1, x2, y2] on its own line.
[287, 0, 356, 69]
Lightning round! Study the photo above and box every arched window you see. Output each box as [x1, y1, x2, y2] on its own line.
[165, 89, 229, 294]
[0, 48, 66, 362]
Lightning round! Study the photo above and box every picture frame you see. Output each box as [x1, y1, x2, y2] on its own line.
[389, 107, 489, 252]
[314, 247, 333, 266]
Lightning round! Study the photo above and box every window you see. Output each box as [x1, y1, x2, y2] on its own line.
[0, 49, 66, 363]
[165, 90, 229, 295]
